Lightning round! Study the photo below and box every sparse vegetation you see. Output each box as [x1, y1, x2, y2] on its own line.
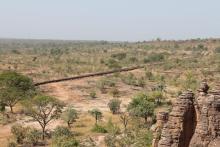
[0, 39, 219, 146]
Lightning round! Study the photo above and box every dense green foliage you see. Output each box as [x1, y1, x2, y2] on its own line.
[127, 93, 155, 124]
[0, 71, 35, 112]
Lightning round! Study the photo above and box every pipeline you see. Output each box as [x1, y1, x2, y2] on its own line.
[34, 65, 145, 86]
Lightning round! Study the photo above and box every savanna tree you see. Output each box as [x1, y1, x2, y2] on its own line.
[24, 95, 64, 140]
[0, 71, 35, 113]
[89, 108, 103, 125]
[127, 94, 155, 124]
[61, 106, 78, 128]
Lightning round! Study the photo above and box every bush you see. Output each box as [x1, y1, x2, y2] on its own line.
[25, 128, 41, 146]
[105, 59, 121, 69]
[145, 71, 154, 80]
[121, 73, 137, 85]
[89, 91, 96, 99]
[150, 91, 164, 106]
[52, 126, 79, 147]
[91, 124, 108, 133]
[183, 72, 198, 91]
[11, 125, 27, 144]
[7, 141, 17, 147]
[96, 78, 116, 93]
[106, 119, 120, 134]
[11, 125, 41, 146]
[127, 93, 155, 124]
[136, 77, 146, 87]
[144, 53, 165, 63]
[109, 88, 120, 97]
[104, 134, 117, 147]
[111, 53, 127, 60]
[89, 109, 103, 125]
[52, 126, 73, 139]
[215, 47, 220, 53]
[129, 57, 138, 62]
[61, 107, 78, 128]
[61, 138, 79, 147]
[108, 99, 121, 114]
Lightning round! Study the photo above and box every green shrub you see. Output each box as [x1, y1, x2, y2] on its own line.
[89, 91, 96, 99]
[61, 107, 78, 128]
[52, 126, 78, 147]
[25, 128, 41, 146]
[111, 53, 127, 60]
[58, 138, 79, 147]
[191, 44, 208, 51]
[109, 88, 120, 97]
[144, 53, 165, 63]
[136, 77, 146, 87]
[91, 124, 108, 133]
[54, 137, 79, 147]
[150, 91, 164, 106]
[121, 73, 137, 85]
[11, 125, 41, 146]
[108, 99, 121, 114]
[96, 78, 116, 93]
[11, 125, 27, 144]
[183, 72, 198, 91]
[52, 126, 73, 139]
[105, 59, 121, 69]
[145, 71, 154, 80]
[106, 119, 120, 134]
[127, 93, 155, 124]
[11, 49, 21, 54]
[215, 47, 220, 53]
[89, 108, 103, 125]
[129, 57, 138, 62]
[104, 134, 117, 147]
[7, 141, 17, 147]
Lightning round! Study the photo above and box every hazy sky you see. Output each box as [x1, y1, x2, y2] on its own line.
[0, 0, 220, 41]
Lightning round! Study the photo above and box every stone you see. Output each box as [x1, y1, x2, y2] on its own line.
[153, 82, 220, 147]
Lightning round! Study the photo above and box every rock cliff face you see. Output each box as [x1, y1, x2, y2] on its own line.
[153, 82, 220, 147]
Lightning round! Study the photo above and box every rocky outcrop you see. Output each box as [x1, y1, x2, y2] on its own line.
[190, 83, 220, 147]
[152, 112, 169, 147]
[153, 82, 220, 147]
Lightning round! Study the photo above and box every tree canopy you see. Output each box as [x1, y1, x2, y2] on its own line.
[89, 108, 103, 125]
[24, 95, 64, 140]
[0, 71, 36, 112]
[127, 93, 155, 124]
[61, 106, 78, 128]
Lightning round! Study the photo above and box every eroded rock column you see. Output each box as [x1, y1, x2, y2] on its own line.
[190, 82, 220, 147]
[157, 91, 196, 147]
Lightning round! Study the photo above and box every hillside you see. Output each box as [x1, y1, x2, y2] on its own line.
[0, 38, 219, 147]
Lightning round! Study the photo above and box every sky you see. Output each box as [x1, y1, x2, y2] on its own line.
[0, 0, 220, 41]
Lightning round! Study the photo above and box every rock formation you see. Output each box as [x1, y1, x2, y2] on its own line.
[153, 82, 220, 147]
[152, 111, 169, 147]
